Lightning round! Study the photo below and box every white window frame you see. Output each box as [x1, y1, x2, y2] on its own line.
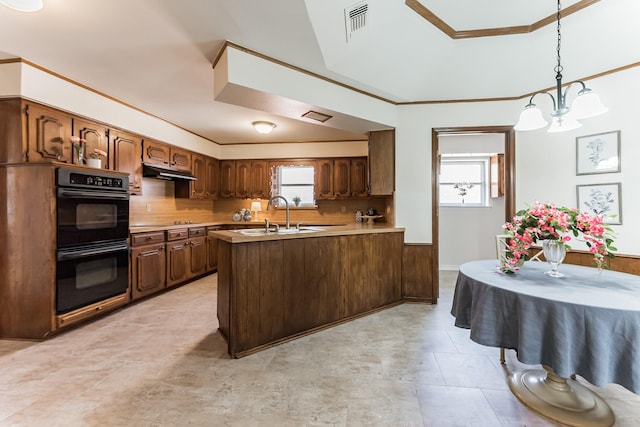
[439, 157, 490, 207]
[270, 164, 316, 207]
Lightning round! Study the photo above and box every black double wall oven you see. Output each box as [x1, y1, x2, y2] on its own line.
[56, 167, 130, 314]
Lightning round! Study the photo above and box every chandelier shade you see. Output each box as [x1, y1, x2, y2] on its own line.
[514, 0, 607, 133]
[0, 0, 43, 11]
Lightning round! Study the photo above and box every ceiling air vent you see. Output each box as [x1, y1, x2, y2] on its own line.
[344, 2, 369, 42]
[302, 110, 333, 123]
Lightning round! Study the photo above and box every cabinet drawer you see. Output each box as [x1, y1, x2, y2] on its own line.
[131, 231, 165, 246]
[189, 227, 206, 237]
[167, 228, 189, 241]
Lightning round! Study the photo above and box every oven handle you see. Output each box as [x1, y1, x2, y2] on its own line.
[58, 242, 129, 260]
[58, 188, 130, 200]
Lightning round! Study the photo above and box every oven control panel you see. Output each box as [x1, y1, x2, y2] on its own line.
[56, 167, 129, 192]
[68, 173, 124, 189]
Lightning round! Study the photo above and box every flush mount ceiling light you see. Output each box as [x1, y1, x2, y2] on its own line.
[0, 0, 43, 12]
[252, 121, 276, 134]
[514, 0, 608, 133]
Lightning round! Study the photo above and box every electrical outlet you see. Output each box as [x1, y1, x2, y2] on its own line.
[146, 203, 152, 212]
[341, 205, 346, 213]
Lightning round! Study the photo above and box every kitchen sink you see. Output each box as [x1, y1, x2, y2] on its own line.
[234, 227, 325, 236]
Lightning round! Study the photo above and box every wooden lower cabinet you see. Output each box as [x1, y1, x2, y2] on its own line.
[188, 236, 207, 278]
[131, 242, 166, 300]
[166, 238, 190, 287]
[217, 231, 404, 357]
[165, 228, 208, 287]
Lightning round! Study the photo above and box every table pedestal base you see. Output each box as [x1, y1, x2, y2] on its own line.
[508, 366, 614, 427]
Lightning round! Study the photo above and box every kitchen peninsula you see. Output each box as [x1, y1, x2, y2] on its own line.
[212, 224, 404, 358]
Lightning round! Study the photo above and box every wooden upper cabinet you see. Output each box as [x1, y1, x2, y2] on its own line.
[74, 118, 109, 169]
[333, 158, 351, 198]
[205, 157, 220, 200]
[24, 102, 73, 164]
[350, 157, 368, 198]
[249, 160, 269, 199]
[368, 129, 395, 196]
[170, 146, 191, 172]
[315, 159, 334, 200]
[219, 160, 236, 198]
[142, 139, 170, 165]
[190, 154, 206, 198]
[235, 160, 251, 198]
[110, 129, 142, 195]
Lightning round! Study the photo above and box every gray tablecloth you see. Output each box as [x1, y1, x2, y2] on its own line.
[451, 259, 640, 393]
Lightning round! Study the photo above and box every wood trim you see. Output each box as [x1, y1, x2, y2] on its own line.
[5, 45, 639, 132]
[405, 0, 601, 39]
[15, 59, 221, 145]
[214, 41, 397, 105]
[0, 58, 22, 65]
[432, 126, 516, 279]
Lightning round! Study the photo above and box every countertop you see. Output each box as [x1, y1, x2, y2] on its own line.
[130, 221, 276, 233]
[209, 223, 404, 243]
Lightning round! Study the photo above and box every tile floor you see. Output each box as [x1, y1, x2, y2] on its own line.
[1, 271, 639, 426]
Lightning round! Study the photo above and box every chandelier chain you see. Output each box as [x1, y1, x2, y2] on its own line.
[555, 0, 563, 74]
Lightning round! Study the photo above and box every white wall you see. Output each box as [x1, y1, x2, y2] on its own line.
[0, 62, 222, 158]
[438, 134, 505, 269]
[396, 66, 640, 257]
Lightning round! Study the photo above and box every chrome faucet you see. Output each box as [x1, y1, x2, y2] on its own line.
[267, 196, 290, 229]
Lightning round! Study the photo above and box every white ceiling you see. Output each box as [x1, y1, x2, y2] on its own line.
[0, 0, 638, 145]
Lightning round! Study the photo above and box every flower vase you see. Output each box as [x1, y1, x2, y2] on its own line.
[86, 158, 101, 168]
[543, 240, 566, 277]
[74, 145, 84, 165]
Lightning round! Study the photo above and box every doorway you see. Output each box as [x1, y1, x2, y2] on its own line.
[430, 126, 516, 286]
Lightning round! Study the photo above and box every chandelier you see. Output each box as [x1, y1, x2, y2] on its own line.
[514, 0, 608, 133]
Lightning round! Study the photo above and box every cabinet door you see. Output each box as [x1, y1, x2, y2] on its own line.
[368, 130, 395, 195]
[166, 240, 189, 287]
[24, 102, 73, 163]
[188, 236, 207, 278]
[110, 130, 142, 195]
[74, 118, 109, 169]
[170, 147, 191, 172]
[205, 157, 219, 200]
[250, 160, 269, 199]
[190, 154, 206, 199]
[131, 243, 166, 300]
[219, 160, 236, 198]
[142, 139, 170, 165]
[333, 159, 351, 198]
[350, 157, 368, 198]
[235, 160, 251, 198]
[315, 159, 333, 199]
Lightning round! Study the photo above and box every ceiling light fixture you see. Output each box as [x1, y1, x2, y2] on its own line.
[252, 121, 276, 134]
[0, 0, 43, 12]
[514, 0, 607, 133]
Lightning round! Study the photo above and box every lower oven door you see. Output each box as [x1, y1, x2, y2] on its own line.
[56, 241, 129, 314]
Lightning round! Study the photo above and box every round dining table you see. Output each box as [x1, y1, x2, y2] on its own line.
[451, 259, 640, 427]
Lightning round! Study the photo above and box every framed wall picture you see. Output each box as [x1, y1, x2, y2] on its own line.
[576, 183, 622, 225]
[576, 130, 621, 175]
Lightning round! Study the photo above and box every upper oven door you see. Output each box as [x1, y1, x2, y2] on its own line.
[57, 188, 130, 248]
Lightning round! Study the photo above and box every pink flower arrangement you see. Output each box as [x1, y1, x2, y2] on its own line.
[89, 148, 107, 159]
[70, 136, 86, 147]
[501, 201, 616, 273]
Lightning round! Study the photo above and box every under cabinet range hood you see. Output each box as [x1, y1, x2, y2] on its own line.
[142, 163, 197, 181]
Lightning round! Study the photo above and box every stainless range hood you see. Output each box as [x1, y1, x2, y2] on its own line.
[142, 163, 197, 181]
